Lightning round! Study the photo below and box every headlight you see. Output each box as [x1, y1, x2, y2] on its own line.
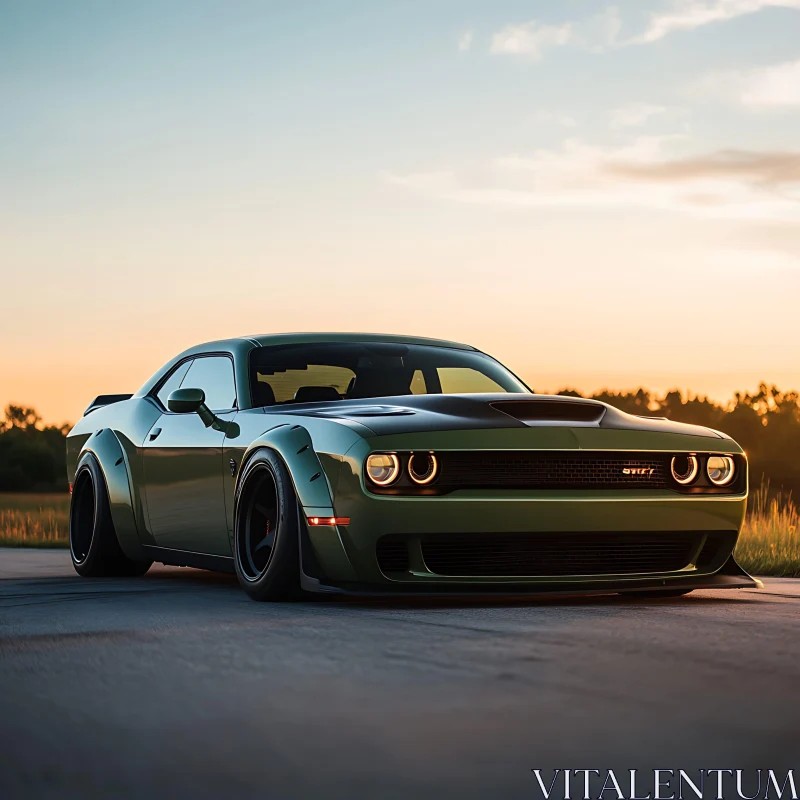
[366, 453, 400, 486]
[408, 452, 438, 485]
[671, 455, 699, 485]
[707, 455, 735, 486]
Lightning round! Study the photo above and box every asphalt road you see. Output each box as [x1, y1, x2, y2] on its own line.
[1, 549, 799, 800]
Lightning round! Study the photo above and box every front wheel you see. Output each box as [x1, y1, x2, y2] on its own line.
[233, 449, 302, 601]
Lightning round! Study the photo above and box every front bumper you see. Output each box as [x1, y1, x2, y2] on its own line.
[296, 429, 756, 594]
[302, 470, 751, 594]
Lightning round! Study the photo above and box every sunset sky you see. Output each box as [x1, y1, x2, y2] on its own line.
[2, 0, 799, 425]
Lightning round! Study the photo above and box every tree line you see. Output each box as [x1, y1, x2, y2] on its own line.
[0, 406, 70, 492]
[0, 385, 798, 496]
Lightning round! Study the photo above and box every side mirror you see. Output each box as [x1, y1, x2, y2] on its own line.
[168, 388, 205, 414]
[166, 387, 237, 435]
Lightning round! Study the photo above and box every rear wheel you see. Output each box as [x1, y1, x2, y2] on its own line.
[69, 454, 152, 577]
[233, 449, 302, 601]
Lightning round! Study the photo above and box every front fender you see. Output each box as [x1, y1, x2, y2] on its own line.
[75, 428, 146, 561]
[238, 424, 358, 582]
[240, 424, 336, 510]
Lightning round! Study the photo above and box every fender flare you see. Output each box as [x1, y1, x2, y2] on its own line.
[75, 429, 146, 561]
[239, 424, 336, 511]
[237, 424, 357, 583]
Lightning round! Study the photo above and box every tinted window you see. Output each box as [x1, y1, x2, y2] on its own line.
[181, 356, 236, 411]
[409, 369, 427, 394]
[438, 368, 506, 394]
[255, 364, 355, 404]
[250, 342, 526, 405]
[156, 360, 192, 408]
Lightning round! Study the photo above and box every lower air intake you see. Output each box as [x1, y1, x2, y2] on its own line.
[695, 531, 737, 569]
[376, 538, 410, 574]
[421, 532, 702, 577]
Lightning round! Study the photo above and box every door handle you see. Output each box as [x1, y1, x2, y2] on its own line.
[149, 427, 162, 441]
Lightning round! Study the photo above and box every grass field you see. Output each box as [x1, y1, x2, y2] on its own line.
[0, 492, 70, 548]
[735, 484, 799, 578]
[0, 488, 797, 577]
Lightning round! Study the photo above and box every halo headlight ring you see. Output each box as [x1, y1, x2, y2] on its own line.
[366, 453, 400, 486]
[408, 452, 439, 485]
[707, 455, 735, 486]
[671, 455, 699, 485]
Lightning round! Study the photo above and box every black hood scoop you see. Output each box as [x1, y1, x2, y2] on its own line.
[491, 399, 605, 426]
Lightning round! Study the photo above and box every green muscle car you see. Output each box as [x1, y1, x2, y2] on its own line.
[66, 333, 759, 600]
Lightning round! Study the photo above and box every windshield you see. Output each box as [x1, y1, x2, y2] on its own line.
[249, 342, 528, 406]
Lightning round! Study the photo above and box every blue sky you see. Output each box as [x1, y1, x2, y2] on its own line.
[1, 0, 799, 422]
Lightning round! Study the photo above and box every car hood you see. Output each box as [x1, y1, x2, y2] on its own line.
[265, 393, 728, 440]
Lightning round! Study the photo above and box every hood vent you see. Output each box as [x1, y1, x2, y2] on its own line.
[491, 399, 605, 426]
[307, 404, 415, 418]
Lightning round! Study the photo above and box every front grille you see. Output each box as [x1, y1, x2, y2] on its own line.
[421, 532, 699, 577]
[436, 451, 668, 491]
[376, 538, 410, 574]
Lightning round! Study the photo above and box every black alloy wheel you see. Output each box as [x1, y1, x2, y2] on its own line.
[233, 449, 302, 601]
[69, 453, 152, 577]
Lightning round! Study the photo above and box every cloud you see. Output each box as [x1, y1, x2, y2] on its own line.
[384, 138, 800, 222]
[635, 0, 800, 44]
[610, 104, 669, 129]
[489, 8, 621, 60]
[489, 20, 572, 60]
[458, 30, 473, 52]
[532, 110, 578, 128]
[606, 149, 800, 184]
[571, 5, 623, 52]
[489, 2, 799, 60]
[702, 59, 800, 108]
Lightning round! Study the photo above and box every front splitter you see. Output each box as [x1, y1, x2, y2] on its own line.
[299, 555, 761, 598]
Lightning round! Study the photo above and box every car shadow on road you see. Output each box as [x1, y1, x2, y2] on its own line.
[321, 592, 760, 611]
[134, 566, 762, 610]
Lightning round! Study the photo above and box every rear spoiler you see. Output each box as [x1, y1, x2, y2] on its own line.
[84, 394, 133, 416]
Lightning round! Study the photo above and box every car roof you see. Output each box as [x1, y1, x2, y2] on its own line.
[241, 332, 477, 351]
[135, 333, 479, 403]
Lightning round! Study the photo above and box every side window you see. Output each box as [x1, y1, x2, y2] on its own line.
[156, 360, 193, 408]
[409, 369, 427, 395]
[181, 356, 237, 411]
[437, 368, 505, 394]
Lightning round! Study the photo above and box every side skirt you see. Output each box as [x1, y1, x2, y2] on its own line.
[141, 545, 235, 574]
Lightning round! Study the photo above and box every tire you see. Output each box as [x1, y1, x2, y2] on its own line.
[233, 448, 302, 601]
[69, 454, 152, 577]
[619, 589, 694, 598]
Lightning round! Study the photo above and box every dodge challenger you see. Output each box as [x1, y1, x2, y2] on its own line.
[66, 333, 759, 600]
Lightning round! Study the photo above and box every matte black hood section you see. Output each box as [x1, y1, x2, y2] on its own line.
[268, 393, 725, 439]
[491, 399, 605, 424]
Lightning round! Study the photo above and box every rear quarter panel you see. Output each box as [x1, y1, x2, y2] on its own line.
[66, 398, 163, 556]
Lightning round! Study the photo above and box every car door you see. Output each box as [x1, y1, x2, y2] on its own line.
[143, 354, 237, 556]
